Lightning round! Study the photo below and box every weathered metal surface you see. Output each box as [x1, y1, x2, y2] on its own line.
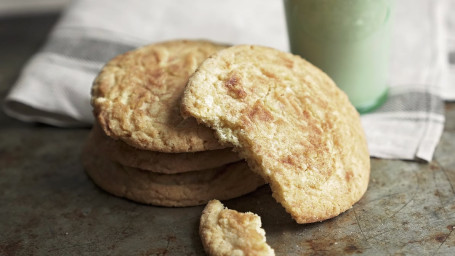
[0, 14, 454, 256]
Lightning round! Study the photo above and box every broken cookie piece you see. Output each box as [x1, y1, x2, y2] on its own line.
[199, 200, 274, 256]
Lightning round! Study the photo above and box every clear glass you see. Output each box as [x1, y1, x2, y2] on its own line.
[284, 0, 392, 113]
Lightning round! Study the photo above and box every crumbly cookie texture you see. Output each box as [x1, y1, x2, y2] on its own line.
[81, 134, 265, 207]
[182, 45, 370, 223]
[200, 200, 275, 256]
[90, 123, 240, 174]
[91, 40, 228, 153]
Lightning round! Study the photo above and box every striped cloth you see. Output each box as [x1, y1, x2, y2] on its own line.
[3, 0, 453, 161]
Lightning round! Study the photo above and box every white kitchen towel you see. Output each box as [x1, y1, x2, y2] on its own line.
[446, 0, 455, 99]
[361, 0, 450, 161]
[2, 0, 453, 161]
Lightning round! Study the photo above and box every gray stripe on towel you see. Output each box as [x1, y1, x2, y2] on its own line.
[375, 90, 444, 115]
[41, 35, 136, 63]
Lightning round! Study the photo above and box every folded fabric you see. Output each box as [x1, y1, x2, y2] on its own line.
[3, 0, 453, 161]
[361, 0, 450, 161]
[3, 0, 287, 126]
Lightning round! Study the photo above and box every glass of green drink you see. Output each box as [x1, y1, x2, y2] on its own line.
[284, 0, 392, 113]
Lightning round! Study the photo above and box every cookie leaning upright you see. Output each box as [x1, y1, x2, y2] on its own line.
[91, 40, 228, 152]
[181, 45, 370, 224]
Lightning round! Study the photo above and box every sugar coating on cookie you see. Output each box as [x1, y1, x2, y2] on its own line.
[182, 45, 370, 223]
[199, 200, 275, 256]
[91, 40, 228, 153]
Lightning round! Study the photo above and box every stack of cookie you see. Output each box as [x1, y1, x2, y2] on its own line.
[81, 40, 265, 207]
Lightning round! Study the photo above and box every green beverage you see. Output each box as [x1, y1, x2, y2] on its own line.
[284, 0, 392, 113]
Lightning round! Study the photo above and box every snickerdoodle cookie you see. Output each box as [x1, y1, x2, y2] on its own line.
[90, 124, 241, 174]
[181, 45, 370, 223]
[91, 40, 228, 153]
[82, 138, 265, 207]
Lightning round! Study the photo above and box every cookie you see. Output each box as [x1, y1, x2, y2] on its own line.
[181, 45, 370, 223]
[199, 200, 275, 256]
[89, 124, 241, 174]
[82, 138, 265, 207]
[91, 40, 228, 153]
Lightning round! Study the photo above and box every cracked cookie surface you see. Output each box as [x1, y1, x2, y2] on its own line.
[182, 45, 370, 223]
[92, 40, 228, 152]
